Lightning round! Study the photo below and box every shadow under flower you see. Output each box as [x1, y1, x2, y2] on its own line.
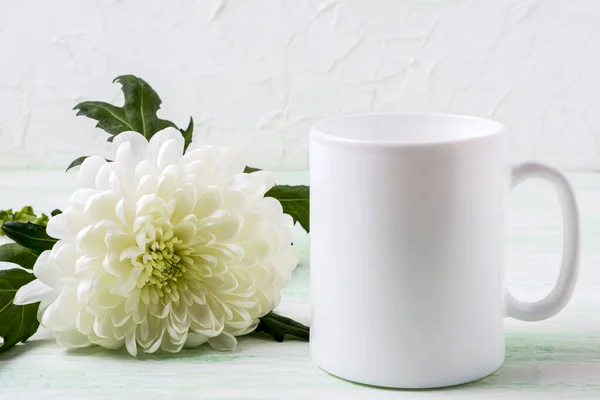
[0, 337, 56, 364]
[0, 337, 57, 377]
[63, 343, 245, 364]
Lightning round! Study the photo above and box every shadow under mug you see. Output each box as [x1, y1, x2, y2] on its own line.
[308, 113, 580, 389]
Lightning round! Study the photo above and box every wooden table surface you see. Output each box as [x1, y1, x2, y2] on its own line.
[0, 171, 599, 399]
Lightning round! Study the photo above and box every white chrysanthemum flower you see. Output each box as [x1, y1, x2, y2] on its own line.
[15, 128, 298, 356]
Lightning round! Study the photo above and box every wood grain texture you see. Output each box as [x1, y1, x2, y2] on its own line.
[1, 171, 599, 399]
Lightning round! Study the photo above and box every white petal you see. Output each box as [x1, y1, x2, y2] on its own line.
[134, 160, 156, 182]
[197, 211, 243, 241]
[145, 337, 164, 354]
[108, 164, 134, 200]
[275, 247, 300, 276]
[94, 162, 115, 191]
[93, 314, 115, 339]
[14, 279, 55, 305]
[111, 131, 149, 160]
[70, 188, 99, 208]
[38, 297, 56, 321]
[231, 318, 259, 336]
[208, 332, 237, 351]
[46, 214, 69, 240]
[54, 330, 92, 349]
[115, 142, 137, 170]
[219, 188, 246, 211]
[135, 174, 158, 198]
[116, 198, 134, 228]
[168, 189, 194, 224]
[157, 139, 183, 170]
[94, 337, 124, 350]
[41, 287, 78, 331]
[136, 194, 169, 218]
[147, 128, 184, 166]
[76, 224, 108, 256]
[157, 165, 180, 197]
[173, 220, 197, 244]
[75, 310, 95, 335]
[120, 246, 143, 261]
[231, 170, 275, 197]
[161, 337, 186, 353]
[166, 322, 189, 342]
[188, 304, 216, 327]
[184, 332, 208, 348]
[193, 188, 222, 218]
[216, 147, 246, 178]
[83, 191, 119, 221]
[105, 233, 133, 253]
[77, 156, 107, 189]
[50, 242, 80, 280]
[32, 251, 59, 287]
[261, 196, 284, 215]
[125, 333, 138, 357]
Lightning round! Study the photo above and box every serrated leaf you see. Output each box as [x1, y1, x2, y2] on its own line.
[244, 166, 261, 173]
[265, 185, 309, 232]
[66, 156, 112, 172]
[1, 222, 57, 254]
[73, 75, 178, 140]
[255, 312, 309, 342]
[180, 117, 194, 151]
[0, 269, 40, 351]
[0, 243, 39, 270]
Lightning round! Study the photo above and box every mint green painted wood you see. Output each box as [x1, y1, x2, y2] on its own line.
[0, 171, 599, 399]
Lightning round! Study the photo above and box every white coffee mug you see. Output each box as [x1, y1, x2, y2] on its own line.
[309, 113, 579, 389]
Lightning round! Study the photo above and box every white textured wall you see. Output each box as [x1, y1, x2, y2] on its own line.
[0, 0, 599, 171]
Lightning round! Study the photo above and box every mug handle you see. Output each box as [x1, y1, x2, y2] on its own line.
[506, 162, 580, 321]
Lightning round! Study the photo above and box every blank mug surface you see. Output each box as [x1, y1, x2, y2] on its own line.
[309, 113, 579, 389]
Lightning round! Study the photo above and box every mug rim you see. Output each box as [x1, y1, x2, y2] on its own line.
[310, 112, 507, 148]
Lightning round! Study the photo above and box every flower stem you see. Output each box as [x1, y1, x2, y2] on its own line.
[255, 312, 309, 342]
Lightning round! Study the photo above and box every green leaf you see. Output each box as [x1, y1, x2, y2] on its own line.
[0, 269, 40, 351]
[66, 156, 113, 172]
[0, 243, 39, 270]
[255, 312, 309, 342]
[0, 207, 50, 236]
[180, 117, 194, 152]
[73, 75, 178, 140]
[1, 222, 58, 254]
[13, 206, 35, 221]
[244, 166, 261, 173]
[265, 185, 309, 232]
[65, 156, 89, 172]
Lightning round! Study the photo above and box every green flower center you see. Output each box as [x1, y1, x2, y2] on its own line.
[140, 232, 191, 291]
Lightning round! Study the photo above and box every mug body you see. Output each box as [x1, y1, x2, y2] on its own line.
[309, 113, 508, 388]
